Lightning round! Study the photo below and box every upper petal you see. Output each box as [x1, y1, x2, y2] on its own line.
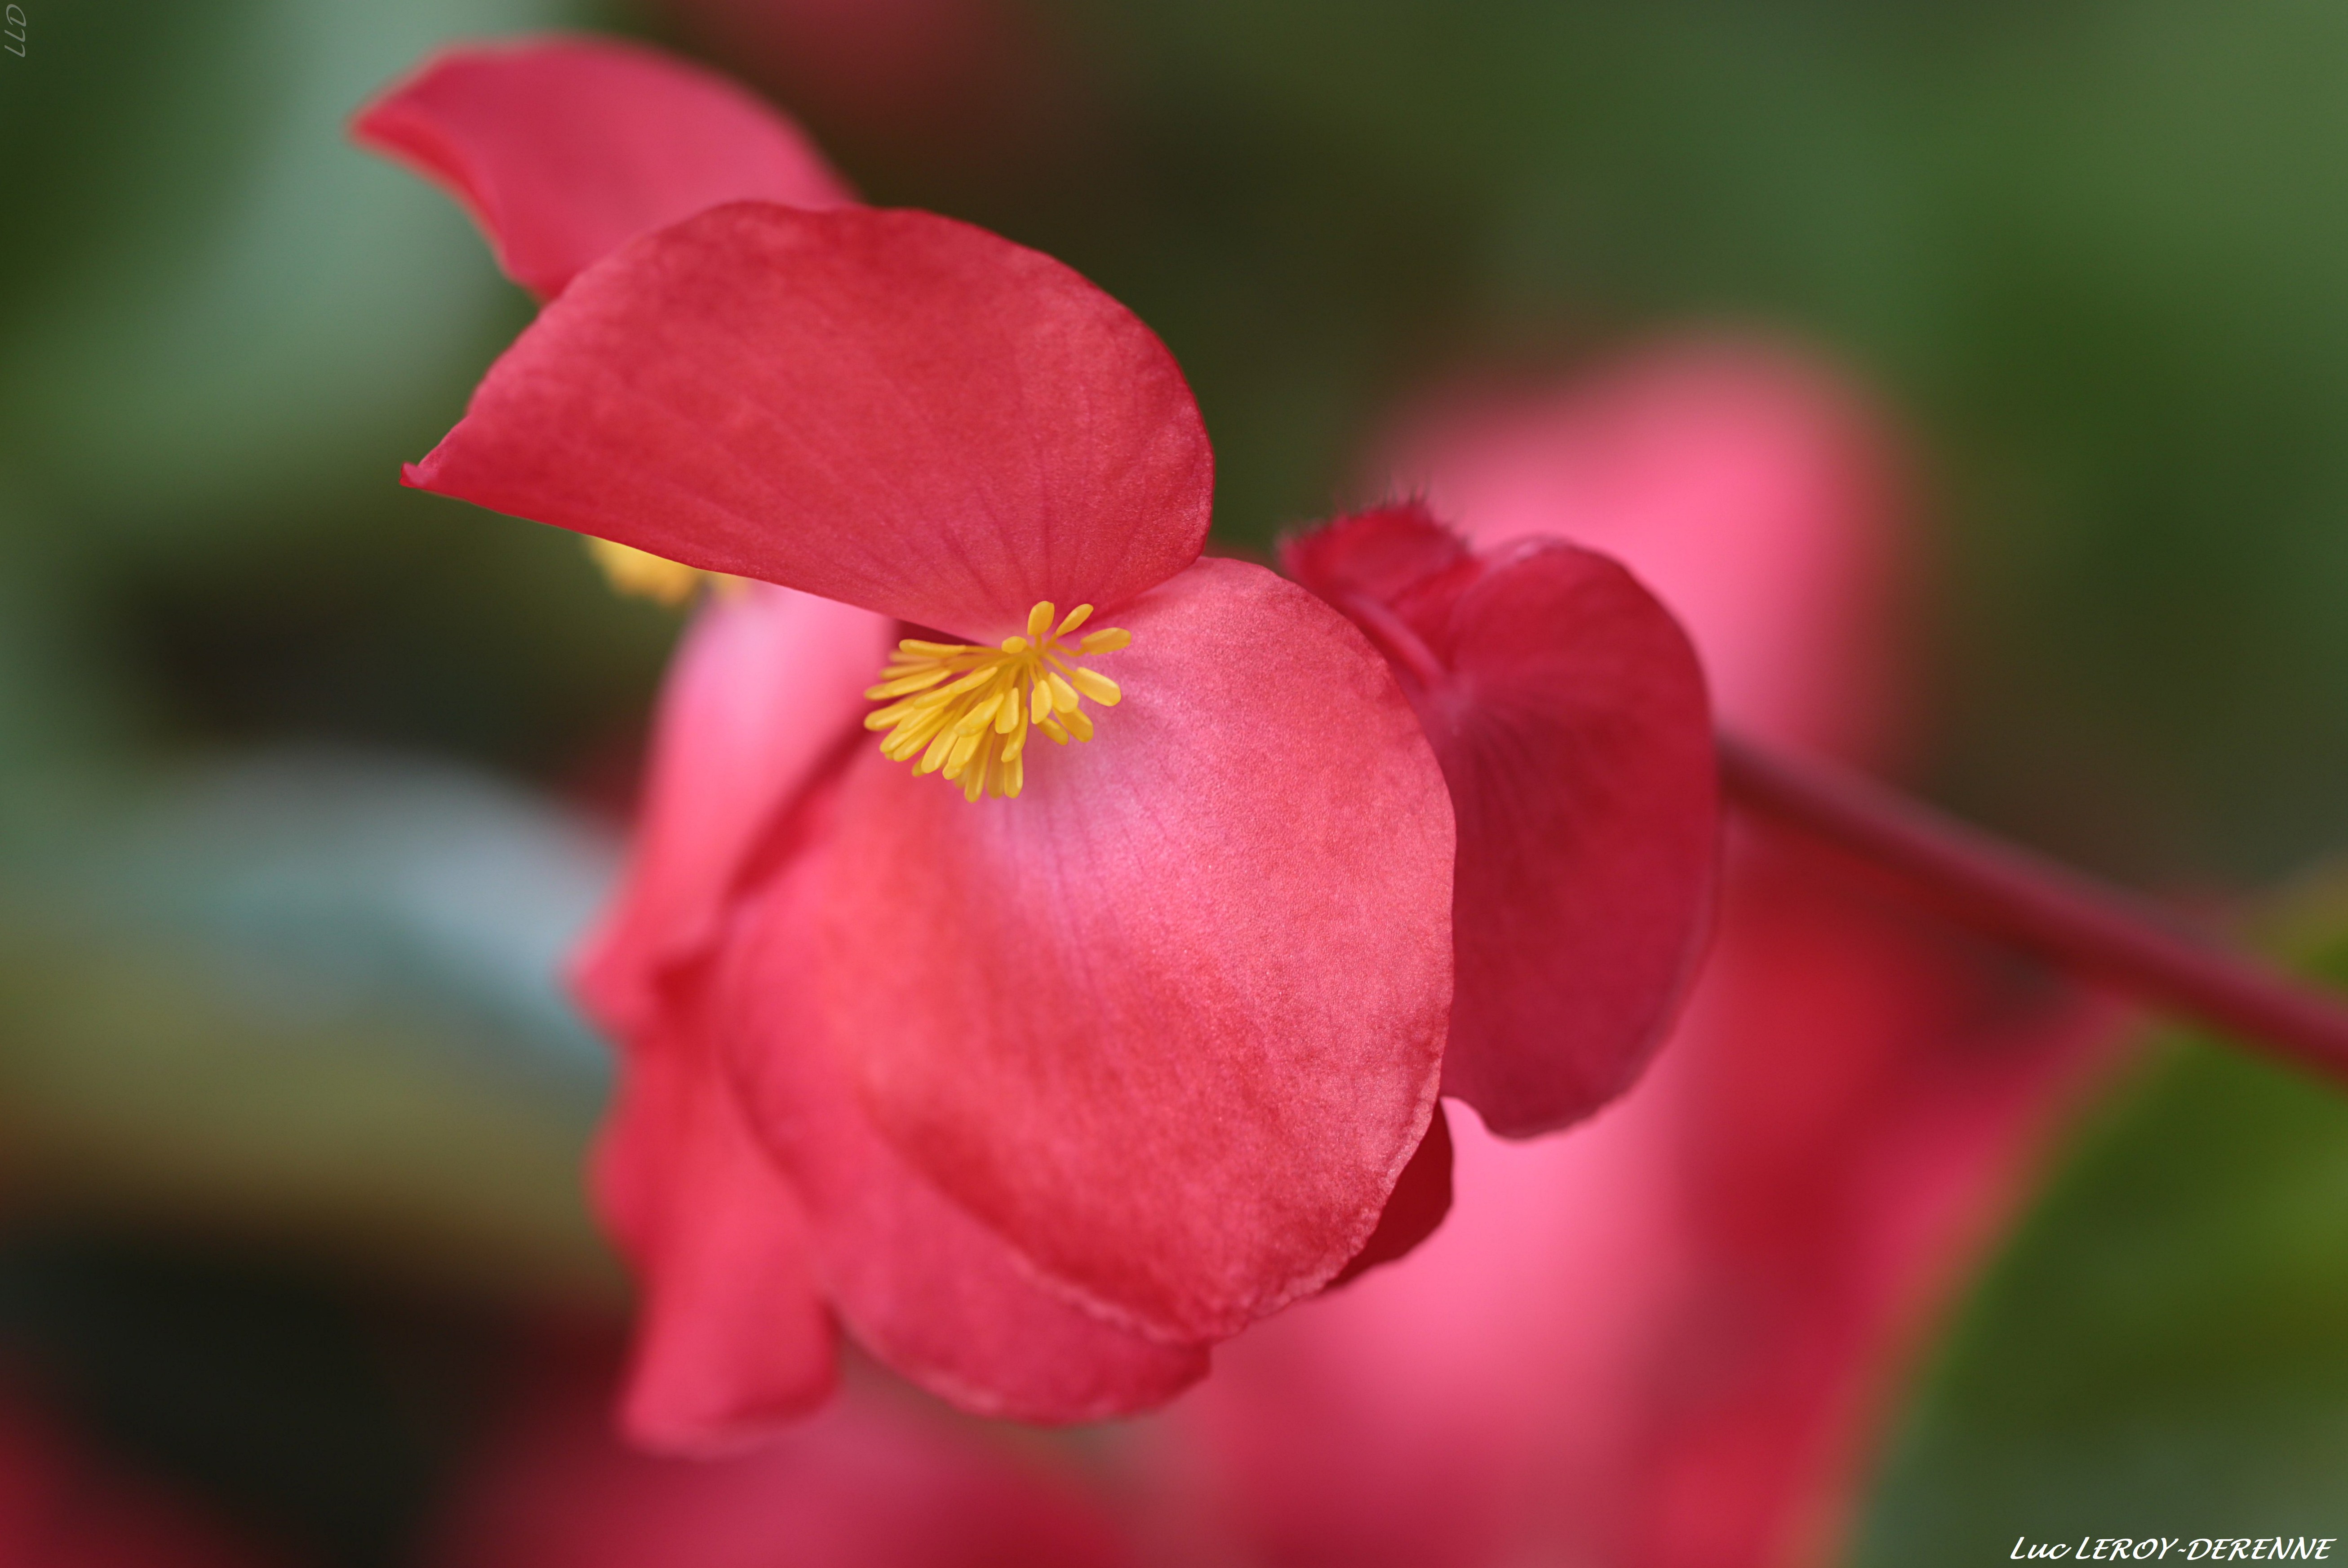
[353, 37, 854, 301]
[572, 582, 890, 1044]
[1287, 504, 1719, 1138]
[787, 558, 1456, 1344]
[406, 204, 1212, 640]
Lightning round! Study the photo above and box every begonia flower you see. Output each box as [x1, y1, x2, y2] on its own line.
[1136, 341, 2127, 1568]
[356, 38, 1715, 1445]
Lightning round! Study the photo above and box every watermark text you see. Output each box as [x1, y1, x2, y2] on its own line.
[2010, 1542, 2337, 1562]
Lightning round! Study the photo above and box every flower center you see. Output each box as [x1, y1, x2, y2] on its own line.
[864, 601, 1131, 802]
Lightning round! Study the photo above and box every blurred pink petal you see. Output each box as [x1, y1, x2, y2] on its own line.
[575, 585, 884, 1452]
[1142, 337, 2126, 1568]
[574, 583, 891, 1046]
[589, 997, 839, 1453]
[354, 37, 852, 301]
[426, 1336, 1134, 1568]
[1386, 339, 1909, 760]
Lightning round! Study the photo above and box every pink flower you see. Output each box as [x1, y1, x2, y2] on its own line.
[356, 38, 1713, 1447]
[1135, 341, 2126, 1568]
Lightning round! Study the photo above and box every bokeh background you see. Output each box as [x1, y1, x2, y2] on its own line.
[3, 0, 2346, 1561]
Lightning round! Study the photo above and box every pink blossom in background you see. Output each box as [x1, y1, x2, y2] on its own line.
[1130, 341, 2127, 1568]
[1391, 344, 1912, 762]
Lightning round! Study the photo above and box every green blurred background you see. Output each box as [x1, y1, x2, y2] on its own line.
[2, 0, 2344, 1559]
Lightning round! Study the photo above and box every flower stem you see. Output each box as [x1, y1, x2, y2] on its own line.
[1717, 730, 2348, 1085]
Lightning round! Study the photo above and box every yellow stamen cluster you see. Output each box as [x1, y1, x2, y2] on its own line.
[865, 601, 1131, 802]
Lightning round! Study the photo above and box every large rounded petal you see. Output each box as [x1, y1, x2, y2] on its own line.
[572, 583, 890, 1042]
[719, 824, 1211, 1421]
[773, 558, 1456, 1344]
[353, 37, 854, 302]
[406, 205, 1212, 641]
[1287, 504, 1718, 1138]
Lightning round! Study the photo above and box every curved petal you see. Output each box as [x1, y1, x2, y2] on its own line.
[591, 1002, 838, 1455]
[572, 583, 890, 1043]
[406, 205, 1212, 641]
[1327, 1102, 1453, 1288]
[1287, 504, 1718, 1138]
[353, 37, 854, 302]
[720, 820, 1211, 1421]
[778, 558, 1455, 1344]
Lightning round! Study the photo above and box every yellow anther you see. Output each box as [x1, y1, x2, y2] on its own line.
[862, 601, 1132, 801]
[1067, 667, 1121, 706]
[586, 537, 736, 607]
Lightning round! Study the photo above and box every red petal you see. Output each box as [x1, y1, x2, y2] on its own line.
[720, 830, 1211, 1422]
[571, 585, 879, 1452]
[785, 559, 1455, 1343]
[572, 583, 890, 1043]
[406, 205, 1212, 640]
[353, 37, 853, 301]
[1287, 504, 1719, 1138]
[591, 1004, 838, 1455]
[1327, 1102, 1453, 1288]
